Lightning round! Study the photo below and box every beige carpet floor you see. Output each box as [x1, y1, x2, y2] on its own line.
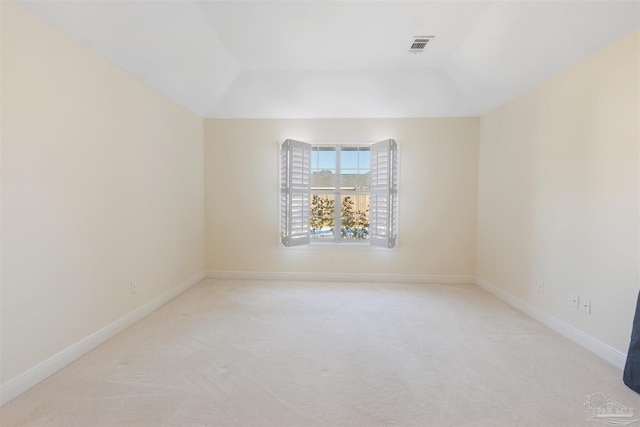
[1, 279, 638, 426]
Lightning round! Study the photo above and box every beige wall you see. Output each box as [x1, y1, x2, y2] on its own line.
[1, 1, 205, 383]
[204, 118, 479, 276]
[477, 30, 640, 353]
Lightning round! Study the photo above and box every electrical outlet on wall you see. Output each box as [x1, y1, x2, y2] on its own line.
[130, 282, 137, 294]
[537, 281, 545, 294]
[581, 298, 591, 314]
[570, 294, 579, 308]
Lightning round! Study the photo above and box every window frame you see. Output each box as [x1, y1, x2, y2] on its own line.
[280, 139, 398, 248]
[310, 143, 372, 244]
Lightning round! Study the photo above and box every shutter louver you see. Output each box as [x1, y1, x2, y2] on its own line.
[280, 139, 311, 247]
[370, 139, 398, 248]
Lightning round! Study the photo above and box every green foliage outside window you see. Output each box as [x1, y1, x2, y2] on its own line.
[311, 195, 335, 233]
[341, 196, 370, 239]
[311, 195, 369, 239]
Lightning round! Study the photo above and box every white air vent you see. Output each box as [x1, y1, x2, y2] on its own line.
[409, 36, 434, 53]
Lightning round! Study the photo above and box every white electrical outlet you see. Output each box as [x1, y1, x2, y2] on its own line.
[538, 281, 545, 294]
[570, 294, 579, 308]
[330, 255, 335, 262]
[130, 282, 137, 294]
[581, 298, 591, 314]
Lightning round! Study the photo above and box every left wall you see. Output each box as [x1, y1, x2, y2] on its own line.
[1, 0, 205, 397]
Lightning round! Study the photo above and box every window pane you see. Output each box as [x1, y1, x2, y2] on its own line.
[310, 194, 336, 239]
[311, 170, 336, 190]
[312, 146, 337, 191]
[339, 170, 370, 192]
[340, 146, 370, 192]
[314, 146, 336, 170]
[340, 194, 370, 240]
[340, 146, 369, 170]
[359, 150, 371, 168]
[340, 148, 358, 169]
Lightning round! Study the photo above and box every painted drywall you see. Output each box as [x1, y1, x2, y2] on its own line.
[476, 30, 640, 354]
[204, 118, 479, 277]
[1, 1, 205, 385]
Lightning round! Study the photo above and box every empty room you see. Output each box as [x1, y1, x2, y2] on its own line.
[1, 0, 639, 426]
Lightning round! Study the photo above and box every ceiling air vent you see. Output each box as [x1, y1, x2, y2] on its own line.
[409, 36, 434, 54]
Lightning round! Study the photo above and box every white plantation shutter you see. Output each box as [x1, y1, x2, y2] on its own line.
[280, 139, 311, 247]
[370, 139, 398, 248]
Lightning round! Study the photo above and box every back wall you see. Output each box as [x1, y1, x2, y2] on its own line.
[204, 118, 479, 279]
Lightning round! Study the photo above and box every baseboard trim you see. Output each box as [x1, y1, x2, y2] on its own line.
[206, 270, 476, 285]
[4, 272, 622, 406]
[0, 271, 206, 407]
[476, 277, 627, 370]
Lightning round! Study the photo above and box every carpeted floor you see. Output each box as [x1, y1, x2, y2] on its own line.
[1, 279, 638, 426]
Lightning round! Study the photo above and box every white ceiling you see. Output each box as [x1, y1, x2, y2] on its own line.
[17, 0, 640, 118]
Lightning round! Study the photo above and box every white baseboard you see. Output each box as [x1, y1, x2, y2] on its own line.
[3, 272, 622, 407]
[206, 270, 476, 285]
[476, 277, 627, 370]
[0, 272, 206, 407]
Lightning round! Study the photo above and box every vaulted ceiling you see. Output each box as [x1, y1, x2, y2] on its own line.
[17, 1, 640, 118]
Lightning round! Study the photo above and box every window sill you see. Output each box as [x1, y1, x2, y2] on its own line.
[278, 241, 393, 250]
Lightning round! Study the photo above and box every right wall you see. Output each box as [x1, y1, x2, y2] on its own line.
[477, 30, 639, 359]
